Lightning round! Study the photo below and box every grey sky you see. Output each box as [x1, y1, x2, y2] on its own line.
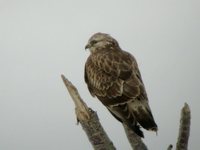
[0, 0, 199, 149]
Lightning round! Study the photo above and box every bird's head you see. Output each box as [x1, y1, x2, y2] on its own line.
[85, 32, 119, 53]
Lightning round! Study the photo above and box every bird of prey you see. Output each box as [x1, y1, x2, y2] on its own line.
[84, 32, 157, 137]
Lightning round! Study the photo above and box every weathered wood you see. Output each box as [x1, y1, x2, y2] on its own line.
[123, 124, 148, 150]
[176, 103, 191, 150]
[61, 75, 116, 150]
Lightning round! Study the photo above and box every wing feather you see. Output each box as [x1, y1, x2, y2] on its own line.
[85, 49, 144, 100]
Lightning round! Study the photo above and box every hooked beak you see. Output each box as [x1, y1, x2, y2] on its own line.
[85, 43, 91, 50]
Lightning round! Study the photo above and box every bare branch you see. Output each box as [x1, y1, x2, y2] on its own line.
[61, 75, 116, 150]
[61, 74, 90, 122]
[176, 103, 191, 150]
[123, 124, 148, 150]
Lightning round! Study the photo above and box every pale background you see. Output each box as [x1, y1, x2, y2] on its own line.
[0, 0, 199, 149]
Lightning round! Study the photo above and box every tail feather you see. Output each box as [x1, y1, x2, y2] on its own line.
[130, 124, 144, 138]
[129, 102, 158, 132]
[107, 103, 144, 138]
[104, 97, 157, 138]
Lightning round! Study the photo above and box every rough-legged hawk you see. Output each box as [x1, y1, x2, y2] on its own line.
[84, 32, 157, 137]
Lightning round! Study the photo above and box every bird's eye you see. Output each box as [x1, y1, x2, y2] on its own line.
[91, 40, 97, 45]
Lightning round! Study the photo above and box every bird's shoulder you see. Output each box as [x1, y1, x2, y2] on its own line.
[88, 49, 137, 70]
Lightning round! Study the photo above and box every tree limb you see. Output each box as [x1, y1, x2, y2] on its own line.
[61, 75, 116, 150]
[176, 103, 191, 150]
[123, 124, 148, 150]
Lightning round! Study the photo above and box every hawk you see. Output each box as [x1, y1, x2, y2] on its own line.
[84, 32, 157, 137]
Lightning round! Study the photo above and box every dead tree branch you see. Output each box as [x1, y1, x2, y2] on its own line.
[61, 75, 116, 150]
[176, 103, 191, 150]
[123, 124, 148, 150]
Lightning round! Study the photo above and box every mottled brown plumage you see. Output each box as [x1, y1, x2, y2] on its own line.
[84, 32, 157, 137]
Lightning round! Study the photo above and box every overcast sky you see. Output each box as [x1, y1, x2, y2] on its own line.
[0, 0, 199, 149]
